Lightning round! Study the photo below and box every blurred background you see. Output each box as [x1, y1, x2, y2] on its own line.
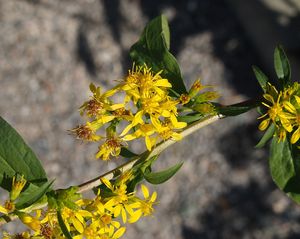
[1, 0, 300, 238]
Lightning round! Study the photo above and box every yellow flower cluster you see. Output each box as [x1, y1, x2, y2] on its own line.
[72, 64, 187, 160]
[72, 64, 219, 161]
[258, 82, 300, 143]
[2, 172, 157, 239]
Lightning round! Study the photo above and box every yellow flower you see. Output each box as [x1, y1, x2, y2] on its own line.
[153, 117, 185, 142]
[80, 83, 123, 119]
[18, 211, 42, 232]
[82, 191, 121, 233]
[121, 64, 171, 103]
[159, 97, 180, 118]
[283, 96, 300, 144]
[71, 121, 103, 142]
[111, 107, 133, 121]
[129, 184, 157, 223]
[123, 123, 156, 151]
[60, 206, 92, 234]
[39, 223, 59, 239]
[96, 136, 123, 160]
[98, 227, 126, 239]
[0, 200, 15, 215]
[257, 82, 300, 143]
[258, 83, 292, 132]
[73, 224, 100, 239]
[121, 95, 186, 151]
[100, 178, 136, 223]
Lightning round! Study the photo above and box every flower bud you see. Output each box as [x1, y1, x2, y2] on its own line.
[194, 91, 220, 104]
[10, 174, 26, 201]
[193, 103, 216, 115]
[189, 79, 204, 98]
[179, 94, 191, 105]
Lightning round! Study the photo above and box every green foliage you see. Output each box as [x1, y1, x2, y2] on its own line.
[57, 210, 73, 239]
[120, 147, 138, 158]
[214, 101, 258, 117]
[126, 155, 158, 192]
[268, 137, 300, 203]
[282, 145, 300, 203]
[252, 65, 268, 93]
[15, 181, 53, 210]
[0, 117, 48, 191]
[255, 123, 275, 148]
[255, 46, 300, 204]
[269, 137, 295, 190]
[48, 187, 81, 210]
[144, 162, 183, 184]
[178, 113, 204, 124]
[130, 15, 187, 94]
[274, 45, 291, 87]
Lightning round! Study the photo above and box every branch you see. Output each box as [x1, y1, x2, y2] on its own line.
[77, 114, 224, 193]
[0, 114, 224, 226]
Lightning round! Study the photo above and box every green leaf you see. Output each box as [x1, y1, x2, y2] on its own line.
[126, 173, 144, 193]
[255, 123, 275, 148]
[146, 14, 170, 51]
[120, 147, 138, 158]
[144, 162, 183, 184]
[57, 210, 73, 239]
[282, 145, 300, 203]
[0, 117, 47, 190]
[126, 155, 157, 192]
[177, 114, 204, 124]
[140, 155, 158, 173]
[269, 137, 295, 190]
[274, 45, 291, 86]
[130, 15, 187, 94]
[15, 181, 53, 209]
[252, 65, 268, 93]
[214, 101, 258, 116]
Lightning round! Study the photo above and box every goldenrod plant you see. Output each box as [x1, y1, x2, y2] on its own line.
[0, 15, 299, 238]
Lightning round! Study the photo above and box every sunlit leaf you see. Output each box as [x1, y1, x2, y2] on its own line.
[130, 15, 187, 94]
[0, 117, 47, 190]
[144, 162, 183, 184]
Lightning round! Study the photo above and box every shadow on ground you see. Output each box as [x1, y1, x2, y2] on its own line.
[182, 180, 275, 239]
[217, 122, 265, 168]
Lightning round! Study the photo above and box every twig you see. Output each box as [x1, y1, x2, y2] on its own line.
[77, 114, 224, 193]
[0, 114, 224, 226]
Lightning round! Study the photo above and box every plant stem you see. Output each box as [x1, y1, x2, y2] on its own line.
[0, 114, 224, 226]
[77, 114, 224, 193]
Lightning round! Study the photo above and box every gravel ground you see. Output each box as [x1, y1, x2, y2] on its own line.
[1, 0, 300, 238]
